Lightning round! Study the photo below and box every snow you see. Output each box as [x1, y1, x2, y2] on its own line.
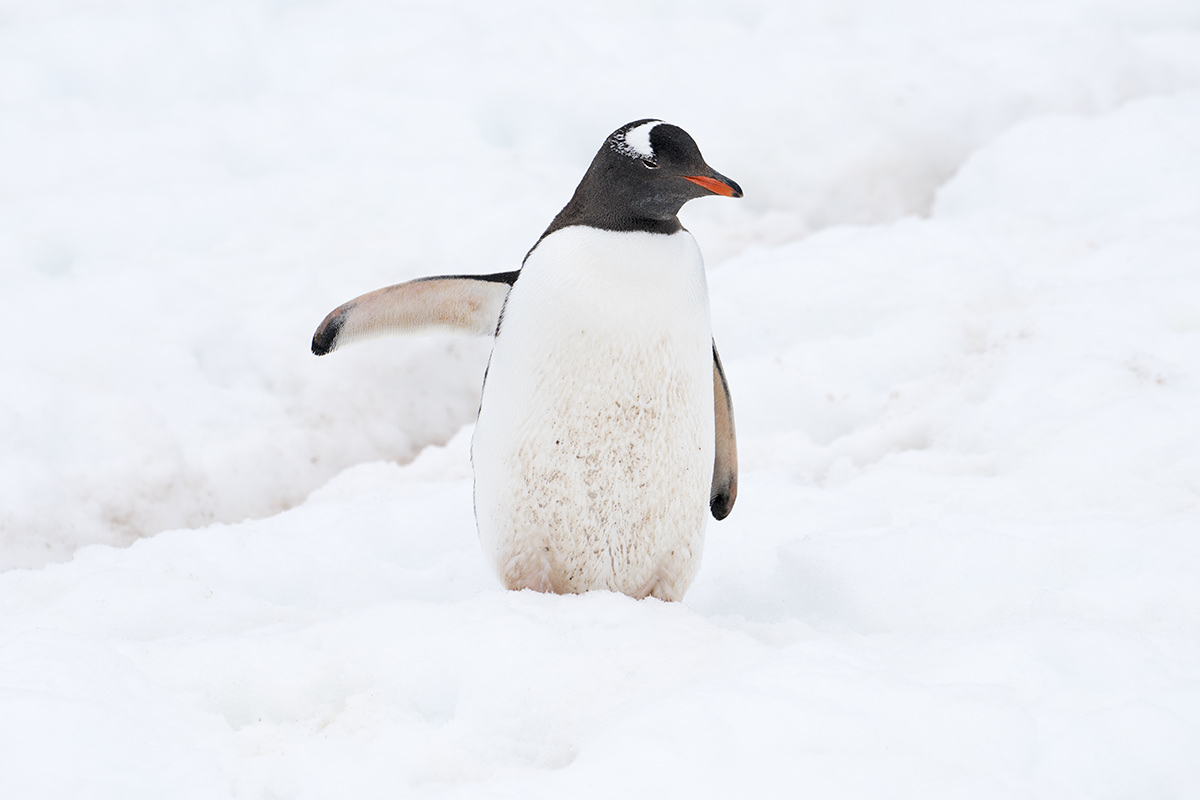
[3, 0, 1200, 797]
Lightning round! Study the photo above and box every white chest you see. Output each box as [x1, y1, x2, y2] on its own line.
[471, 227, 715, 600]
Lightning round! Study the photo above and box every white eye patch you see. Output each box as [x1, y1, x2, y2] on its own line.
[611, 120, 662, 159]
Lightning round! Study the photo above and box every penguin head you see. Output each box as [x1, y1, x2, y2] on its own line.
[599, 119, 743, 222]
[545, 119, 743, 237]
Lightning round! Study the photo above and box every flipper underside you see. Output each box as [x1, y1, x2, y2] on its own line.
[312, 271, 518, 356]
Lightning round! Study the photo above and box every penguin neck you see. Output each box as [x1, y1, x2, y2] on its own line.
[554, 161, 690, 229]
[525, 213, 681, 267]
[550, 200, 683, 235]
[528, 193, 684, 262]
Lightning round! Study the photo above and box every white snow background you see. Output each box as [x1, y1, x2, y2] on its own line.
[3, 0, 1200, 796]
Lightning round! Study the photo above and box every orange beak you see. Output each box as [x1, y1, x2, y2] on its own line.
[685, 174, 743, 198]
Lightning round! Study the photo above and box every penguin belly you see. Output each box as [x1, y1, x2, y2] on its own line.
[472, 227, 715, 601]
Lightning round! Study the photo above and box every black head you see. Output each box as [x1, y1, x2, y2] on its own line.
[535, 119, 743, 243]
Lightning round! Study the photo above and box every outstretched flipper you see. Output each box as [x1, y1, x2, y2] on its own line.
[710, 342, 738, 520]
[312, 271, 518, 356]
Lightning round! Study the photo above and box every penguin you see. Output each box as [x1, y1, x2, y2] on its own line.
[312, 119, 740, 601]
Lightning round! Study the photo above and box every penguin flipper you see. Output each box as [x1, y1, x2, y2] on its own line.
[710, 342, 738, 520]
[312, 271, 519, 356]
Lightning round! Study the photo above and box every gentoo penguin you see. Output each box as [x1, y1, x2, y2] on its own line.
[312, 119, 740, 601]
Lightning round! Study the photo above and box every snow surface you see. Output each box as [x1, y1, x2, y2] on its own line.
[3, 0, 1200, 797]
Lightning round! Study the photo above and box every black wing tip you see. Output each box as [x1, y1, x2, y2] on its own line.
[311, 308, 347, 356]
[710, 479, 736, 521]
[710, 492, 733, 521]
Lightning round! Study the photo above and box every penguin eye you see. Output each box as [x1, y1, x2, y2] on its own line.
[640, 157, 659, 169]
